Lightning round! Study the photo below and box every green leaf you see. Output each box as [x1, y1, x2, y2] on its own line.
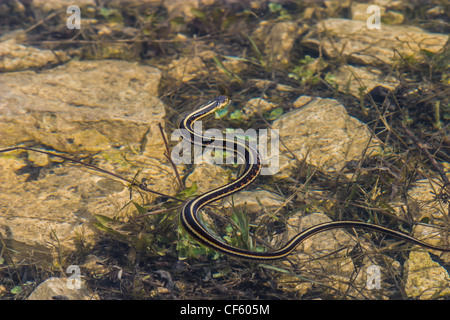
[94, 214, 118, 225]
[244, 33, 263, 63]
[11, 286, 23, 294]
[259, 263, 290, 274]
[268, 2, 282, 13]
[215, 105, 229, 119]
[299, 55, 315, 65]
[178, 182, 198, 199]
[229, 109, 243, 120]
[267, 107, 283, 120]
[325, 72, 336, 84]
[132, 201, 148, 215]
[93, 215, 130, 243]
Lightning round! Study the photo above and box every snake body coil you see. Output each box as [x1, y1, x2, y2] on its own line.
[179, 96, 450, 260]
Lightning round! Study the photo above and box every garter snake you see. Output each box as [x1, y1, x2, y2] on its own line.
[179, 95, 450, 260]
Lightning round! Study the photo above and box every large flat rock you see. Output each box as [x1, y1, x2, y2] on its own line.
[0, 60, 178, 265]
[302, 18, 448, 66]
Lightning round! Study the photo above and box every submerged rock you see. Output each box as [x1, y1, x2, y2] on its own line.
[0, 60, 178, 265]
[267, 96, 379, 177]
[404, 251, 450, 299]
[27, 277, 100, 300]
[302, 18, 448, 66]
[0, 59, 163, 154]
[0, 34, 69, 72]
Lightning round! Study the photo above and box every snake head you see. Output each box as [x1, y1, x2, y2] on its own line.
[215, 95, 230, 107]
